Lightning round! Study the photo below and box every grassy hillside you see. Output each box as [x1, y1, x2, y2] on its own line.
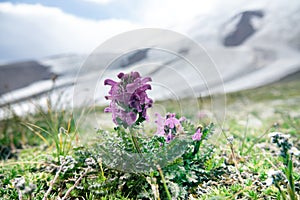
[0, 79, 299, 199]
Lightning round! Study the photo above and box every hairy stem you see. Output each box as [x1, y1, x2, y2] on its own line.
[17, 188, 22, 200]
[60, 167, 90, 200]
[43, 163, 64, 200]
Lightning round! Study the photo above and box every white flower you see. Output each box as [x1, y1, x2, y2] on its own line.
[266, 169, 285, 186]
[12, 177, 25, 189]
[279, 134, 290, 139]
[289, 147, 300, 156]
[265, 177, 273, 186]
[227, 136, 234, 144]
[268, 132, 290, 139]
[267, 169, 277, 177]
[268, 132, 280, 138]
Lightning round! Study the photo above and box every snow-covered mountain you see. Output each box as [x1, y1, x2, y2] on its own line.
[1, 0, 300, 111]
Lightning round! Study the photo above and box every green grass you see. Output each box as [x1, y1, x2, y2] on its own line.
[1, 79, 300, 199]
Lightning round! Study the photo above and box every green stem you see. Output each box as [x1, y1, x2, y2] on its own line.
[157, 165, 171, 200]
[129, 127, 142, 154]
[192, 141, 201, 156]
[98, 158, 106, 180]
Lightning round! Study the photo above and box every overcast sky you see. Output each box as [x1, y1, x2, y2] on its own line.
[0, 0, 222, 63]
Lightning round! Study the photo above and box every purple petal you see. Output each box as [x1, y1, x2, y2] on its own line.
[104, 79, 117, 86]
[166, 113, 176, 118]
[104, 107, 111, 113]
[192, 128, 202, 141]
[139, 84, 151, 91]
[117, 72, 125, 79]
[126, 82, 139, 93]
[141, 77, 152, 84]
[105, 96, 112, 100]
[131, 71, 141, 79]
[179, 117, 186, 122]
[165, 118, 180, 129]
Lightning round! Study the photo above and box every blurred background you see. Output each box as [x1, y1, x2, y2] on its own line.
[0, 0, 300, 114]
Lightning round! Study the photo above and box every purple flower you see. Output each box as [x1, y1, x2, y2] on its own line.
[179, 116, 186, 122]
[104, 71, 153, 127]
[165, 113, 180, 129]
[154, 112, 184, 142]
[192, 128, 202, 141]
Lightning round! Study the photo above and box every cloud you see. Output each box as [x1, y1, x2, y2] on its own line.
[0, 2, 138, 62]
[83, 0, 114, 5]
[0, 1, 222, 62]
[137, 0, 217, 27]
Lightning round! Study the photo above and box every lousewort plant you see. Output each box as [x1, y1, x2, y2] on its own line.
[102, 71, 215, 199]
[103, 72, 212, 158]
